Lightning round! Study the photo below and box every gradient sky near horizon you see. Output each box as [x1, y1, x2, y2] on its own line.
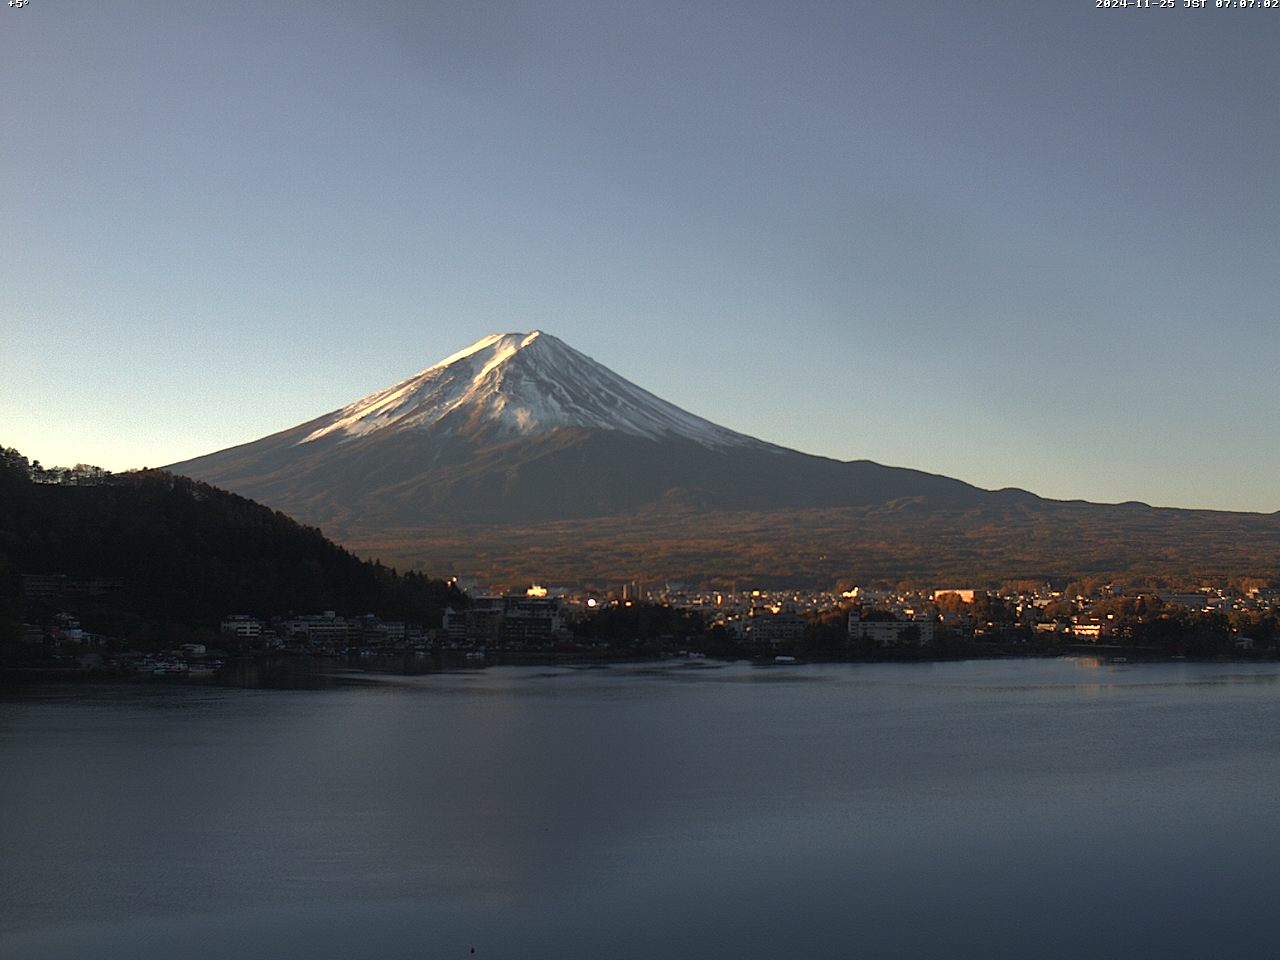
[3, 1, 1277, 512]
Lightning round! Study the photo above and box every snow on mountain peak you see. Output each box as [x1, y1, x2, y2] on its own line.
[298, 331, 772, 450]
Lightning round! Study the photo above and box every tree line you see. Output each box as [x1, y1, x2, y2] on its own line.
[1, 445, 463, 650]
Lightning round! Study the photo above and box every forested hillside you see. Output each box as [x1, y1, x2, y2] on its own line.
[0, 446, 461, 644]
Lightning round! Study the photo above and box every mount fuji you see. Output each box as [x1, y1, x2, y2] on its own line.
[168, 332, 1280, 584]
[169, 331, 999, 524]
[298, 331, 773, 452]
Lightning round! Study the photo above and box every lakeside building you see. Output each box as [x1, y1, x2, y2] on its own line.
[746, 609, 807, 646]
[284, 611, 353, 646]
[1068, 616, 1111, 640]
[443, 595, 570, 647]
[848, 615, 937, 647]
[1159, 592, 1225, 612]
[501, 596, 567, 645]
[220, 615, 263, 640]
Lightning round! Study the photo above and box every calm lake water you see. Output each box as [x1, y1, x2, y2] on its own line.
[3, 658, 1280, 959]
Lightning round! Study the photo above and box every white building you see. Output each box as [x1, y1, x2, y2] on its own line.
[848, 616, 937, 647]
[221, 615, 263, 639]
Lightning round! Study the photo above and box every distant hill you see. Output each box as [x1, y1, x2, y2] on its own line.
[0, 446, 461, 644]
[167, 331, 1280, 586]
[348, 500, 1280, 590]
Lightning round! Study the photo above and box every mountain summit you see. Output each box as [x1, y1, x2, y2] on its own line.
[168, 330, 985, 527]
[299, 331, 771, 450]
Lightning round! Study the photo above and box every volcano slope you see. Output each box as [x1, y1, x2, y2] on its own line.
[169, 332, 1280, 586]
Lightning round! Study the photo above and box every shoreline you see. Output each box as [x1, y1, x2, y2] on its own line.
[4, 644, 1278, 689]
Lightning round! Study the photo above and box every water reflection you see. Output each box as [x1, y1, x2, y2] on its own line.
[3, 658, 1280, 959]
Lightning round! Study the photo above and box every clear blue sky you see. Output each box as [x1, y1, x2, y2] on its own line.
[3, 1, 1277, 512]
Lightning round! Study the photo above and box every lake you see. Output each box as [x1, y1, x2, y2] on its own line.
[3, 658, 1280, 959]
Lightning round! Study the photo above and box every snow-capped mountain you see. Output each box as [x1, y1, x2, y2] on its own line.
[299, 331, 774, 451]
[164, 330, 1280, 583]
[167, 330, 1007, 547]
